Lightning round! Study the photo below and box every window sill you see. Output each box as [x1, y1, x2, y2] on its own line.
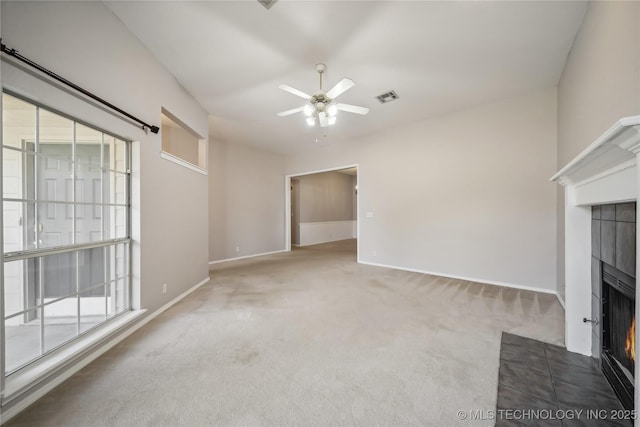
[160, 151, 207, 175]
[3, 309, 146, 404]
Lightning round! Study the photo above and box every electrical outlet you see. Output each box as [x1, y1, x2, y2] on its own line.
[372, 250, 377, 257]
[162, 283, 167, 294]
[235, 246, 240, 253]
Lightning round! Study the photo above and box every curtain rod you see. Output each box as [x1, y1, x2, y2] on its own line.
[0, 39, 159, 134]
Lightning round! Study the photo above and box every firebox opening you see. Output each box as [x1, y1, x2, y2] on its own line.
[601, 260, 636, 411]
[604, 286, 635, 379]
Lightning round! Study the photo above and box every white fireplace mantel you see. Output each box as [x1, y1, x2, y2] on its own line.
[551, 115, 640, 415]
[552, 116, 640, 205]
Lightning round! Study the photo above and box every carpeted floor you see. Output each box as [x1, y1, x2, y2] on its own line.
[6, 239, 564, 426]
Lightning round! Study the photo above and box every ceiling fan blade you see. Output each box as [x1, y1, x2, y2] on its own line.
[319, 111, 329, 128]
[326, 78, 355, 99]
[278, 84, 312, 100]
[277, 106, 306, 117]
[336, 103, 369, 115]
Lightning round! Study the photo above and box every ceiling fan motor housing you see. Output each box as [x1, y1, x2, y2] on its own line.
[312, 95, 330, 112]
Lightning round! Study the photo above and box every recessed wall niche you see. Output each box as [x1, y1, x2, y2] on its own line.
[160, 108, 207, 171]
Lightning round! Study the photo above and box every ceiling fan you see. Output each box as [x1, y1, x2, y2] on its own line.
[277, 63, 369, 127]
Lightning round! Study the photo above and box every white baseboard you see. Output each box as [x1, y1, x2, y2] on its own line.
[209, 249, 286, 265]
[131, 277, 210, 327]
[0, 276, 210, 424]
[358, 260, 558, 296]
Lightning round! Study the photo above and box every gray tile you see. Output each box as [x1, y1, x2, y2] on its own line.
[601, 205, 616, 221]
[500, 345, 550, 376]
[562, 416, 632, 427]
[592, 205, 601, 220]
[497, 334, 630, 427]
[601, 221, 616, 267]
[496, 383, 558, 412]
[592, 220, 601, 259]
[494, 418, 522, 427]
[615, 203, 636, 223]
[495, 415, 564, 427]
[545, 344, 597, 371]
[499, 360, 555, 402]
[591, 257, 601, 299]
[615, 222, 635, 277]
[502, 333, 547, 357]
[548, 359, 611, 392]
[496, 414, 563, 427]
[555, 380, 623, 412]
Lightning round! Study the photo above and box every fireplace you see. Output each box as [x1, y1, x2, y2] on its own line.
[601, 261, 635, 410]
[552, 116, 640, 415]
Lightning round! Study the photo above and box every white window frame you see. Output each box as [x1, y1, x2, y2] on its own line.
[0, 91, 135, 398]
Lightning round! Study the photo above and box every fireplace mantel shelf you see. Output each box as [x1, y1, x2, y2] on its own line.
[551, 116, 640, 188]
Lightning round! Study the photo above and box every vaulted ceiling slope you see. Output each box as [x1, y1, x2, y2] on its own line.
[105, 1, 587, 154]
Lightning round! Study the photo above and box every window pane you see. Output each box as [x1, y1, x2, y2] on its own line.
[4, 259, 38, 317]
[78, 247, 106, 291]
[79, 287, 106, 333]
[106, 244, 128, 281]
[4, 201, 26, 252]
[37, 203, 73, 247]
[2, 93, 36, 149]
[2, 148, 33, 199]
[103, 171, 127, 206]
[111, 278, 128, 317]
[105, 136, 127, 172]
[75, 124, 102, 170]
[114, 138, 127, 173]
[38, 142, 73, 166]
[36, 156, 73, 203]
[105, 206, 127, 239]
[38, 110, 73, 162]
[42, 252, 77, 299]
[5, 308, 41, 372]
[43, 297, 77, 352]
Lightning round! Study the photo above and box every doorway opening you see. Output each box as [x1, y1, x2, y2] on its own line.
[285, 165, 358, 260]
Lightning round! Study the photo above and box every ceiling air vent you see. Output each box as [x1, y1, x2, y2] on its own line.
[258, 0, 278, 10]
[376, 90, 399, 104]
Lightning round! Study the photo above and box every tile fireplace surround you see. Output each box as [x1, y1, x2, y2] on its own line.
[551, 116, 640, 414]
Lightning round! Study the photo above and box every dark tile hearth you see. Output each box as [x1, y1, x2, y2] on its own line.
[496, 333, 632, 427]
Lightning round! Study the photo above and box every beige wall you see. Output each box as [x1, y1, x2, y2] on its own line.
[209, 138, 285, 261]
[558, 1, 640, 167]
[297, 171, 356, 223]
[556, 1, 640, 302]
[286, 88, 558, 292]
[1, 1, 210, 313]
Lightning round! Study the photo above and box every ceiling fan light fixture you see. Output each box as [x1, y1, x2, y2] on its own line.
[303, 105, 314, 117]
[278, 64, 368, 130]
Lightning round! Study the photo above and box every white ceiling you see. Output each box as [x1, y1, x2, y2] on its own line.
[105, 1, 587, 155]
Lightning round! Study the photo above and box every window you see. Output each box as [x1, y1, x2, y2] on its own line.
[160, 108, 206, 173]
[2, 92, 131, 374]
